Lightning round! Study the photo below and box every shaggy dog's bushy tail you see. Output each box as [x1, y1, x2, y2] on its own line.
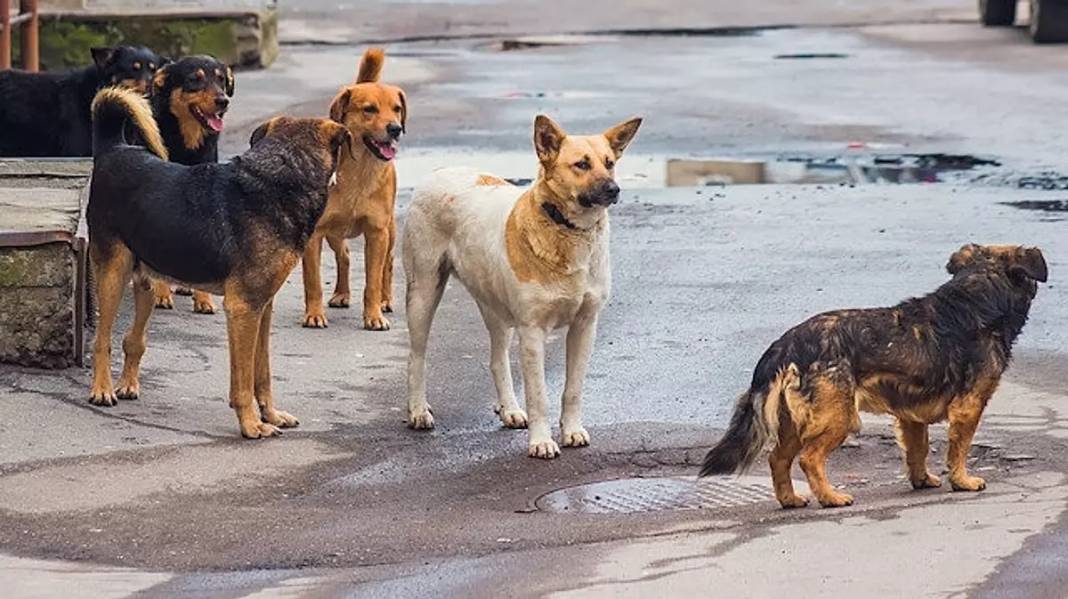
[700, 363, 801, 477]
[91, 86, 168, 160]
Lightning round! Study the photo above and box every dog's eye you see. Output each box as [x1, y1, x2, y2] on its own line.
[133, 62, 141, 70]
[605, 159, 615, 170]
[148, 63, 156, 70]
[363, 105, 379, 114]
[574, 159, 592, 171]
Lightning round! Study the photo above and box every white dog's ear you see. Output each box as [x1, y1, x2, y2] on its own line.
[533, 114, 566, 165]
[603, 117, 642, 158]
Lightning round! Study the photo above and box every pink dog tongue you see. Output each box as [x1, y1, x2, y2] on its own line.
[377, 141, 397, 160]
[207, 115, 224, 133]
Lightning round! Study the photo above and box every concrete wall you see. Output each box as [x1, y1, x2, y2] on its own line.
[0, 163, 90, 370]
[23, 1, 278, 69]
[43, 1, 276, 11]
[0, 243, 80, 369]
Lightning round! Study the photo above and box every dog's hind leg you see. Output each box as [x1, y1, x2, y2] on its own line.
[224, 294, 278, 438]
[479, 305, 525, 429]
[191, 290, 216, 315]
[115, 275, 156, 400]
[380, 215, 396, 314]
[362, 227, 391, 331]
[799, 428, 853, 508]
[254, 299, 299, 429]
[302, 233, 329, 328]
[896, 418, 941, 489]
[405, 256, 448, 430]
[770, 419, 808, 508]
[326, 235, 351, 309]
[153, 279, 175, 309]
[560, 308, 599, 448]
[519, 325, 559, 459]
[947, 390, 994, 492]
[797, 377, 856, 507]
[89, 244, 134, 406]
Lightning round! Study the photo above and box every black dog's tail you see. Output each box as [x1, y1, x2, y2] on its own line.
[91, 86, 168, 160]
[700, 362, 802, 477]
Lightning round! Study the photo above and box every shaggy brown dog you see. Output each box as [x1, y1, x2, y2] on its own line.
[701, 245, 1047, 508]
[302, 48, 406, 330]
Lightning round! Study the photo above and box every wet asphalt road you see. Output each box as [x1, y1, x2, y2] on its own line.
[3, 1, 1068, 596]
[1, 184, 1065, 593]
[223, 20, 1068, 186]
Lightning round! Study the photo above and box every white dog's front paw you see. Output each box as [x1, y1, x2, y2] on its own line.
[408, 405, 435, 430]
[528, 438, 561, 459]
[498, 408, 528, 429]
[561, 426, 590, 448]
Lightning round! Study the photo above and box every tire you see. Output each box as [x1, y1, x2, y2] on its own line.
[980, 0, 1017, 25]
[1031, 0, 1068, 42]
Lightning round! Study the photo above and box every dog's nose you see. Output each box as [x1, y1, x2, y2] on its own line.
[215, 96, 230, 111]
[386, 122, 403, 140]
[600, 180, 620, 204]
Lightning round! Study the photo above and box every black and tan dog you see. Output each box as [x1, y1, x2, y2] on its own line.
[0, 46, 165, 157]
[147, 55, 235, 314]
[701, 244, 1047, 508]
[87, 87, 350, 438]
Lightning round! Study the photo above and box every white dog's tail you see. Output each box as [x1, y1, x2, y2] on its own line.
[418, 167, 510, 198]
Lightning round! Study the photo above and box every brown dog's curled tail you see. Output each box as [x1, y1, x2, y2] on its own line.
[91, 86, 169, 160]
[356, 48, 385, 83]
[700, 363, 801, 477]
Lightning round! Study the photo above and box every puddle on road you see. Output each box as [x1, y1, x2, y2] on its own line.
[490, 26, 777, 53]
[667, 154, 999, 186]
[536, 475, 797, 515]
[970, 171, 1068, 192]
[774, 52, 850, 59]
[494, 35, 613, 52]
[398, 150, 1010, 190]
[1000, 199, 1068, 221]
[1013, 174, 1068, 190]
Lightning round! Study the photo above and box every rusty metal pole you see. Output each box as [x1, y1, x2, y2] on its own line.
[1, 0, 12, 70]
[20, 0, 37, 71]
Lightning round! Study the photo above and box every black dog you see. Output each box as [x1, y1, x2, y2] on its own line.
[87, 86, 351, 439]
[0, 46, 165, 157]
[701, 244, 1046, 509]
[144, 55, 235, 312]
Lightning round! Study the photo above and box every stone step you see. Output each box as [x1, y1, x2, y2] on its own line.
[0, 159, 91, 369]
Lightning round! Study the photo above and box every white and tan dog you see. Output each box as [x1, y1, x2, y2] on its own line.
[403, 114, 641, 458]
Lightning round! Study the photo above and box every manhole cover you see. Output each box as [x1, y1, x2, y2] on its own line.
[537, 476, 806, 514]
